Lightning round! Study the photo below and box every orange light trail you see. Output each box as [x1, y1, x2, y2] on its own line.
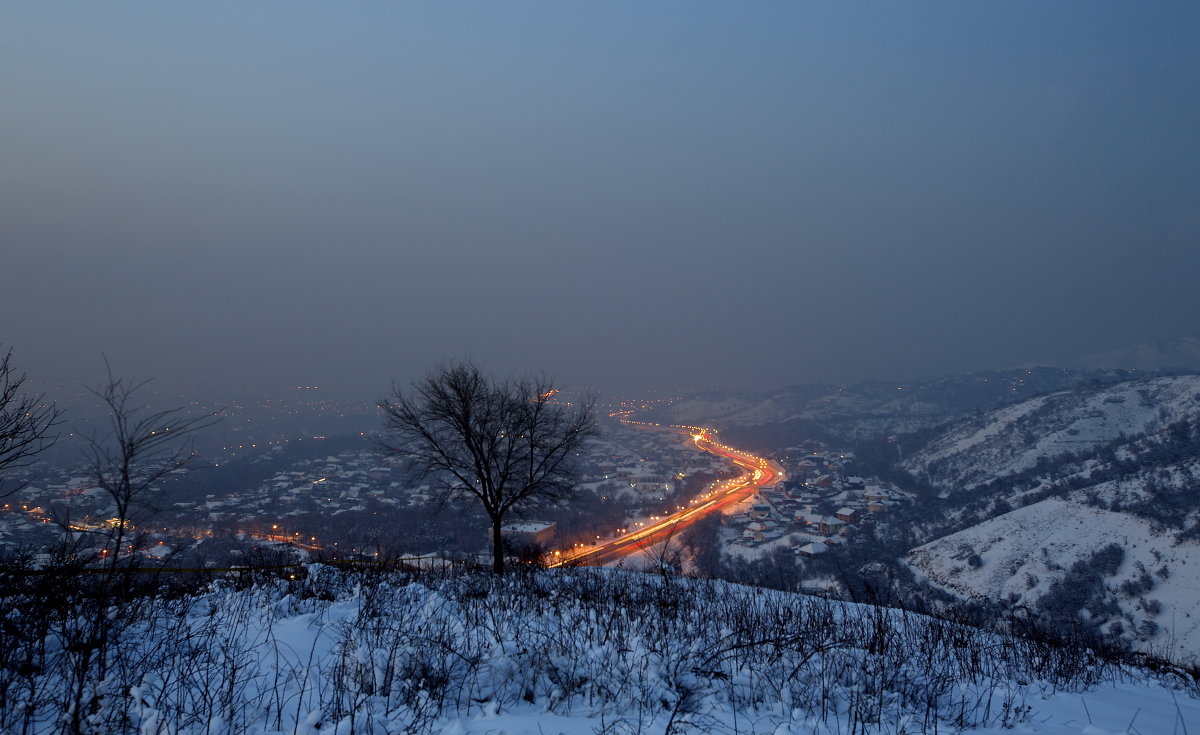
[552, 419, 784, 567]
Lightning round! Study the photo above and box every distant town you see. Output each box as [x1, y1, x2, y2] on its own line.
[0, 392, 908, 573]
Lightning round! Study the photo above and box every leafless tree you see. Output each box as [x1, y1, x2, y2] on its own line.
[378, 361, 596, 574]
[83, 364, 219, 568]
[37, 366, 220, 734]
[0, 346, 63, 496]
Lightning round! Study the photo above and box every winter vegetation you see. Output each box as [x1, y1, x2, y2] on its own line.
[3, 561, 1200, 735]
[905, 375, 1200, 493]
[887, 375, 1200, 658]
[6, 348, 1200, 733]
[907, 498, 1200, 662]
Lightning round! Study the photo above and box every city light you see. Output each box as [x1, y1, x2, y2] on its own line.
[553, 415, 784, 567]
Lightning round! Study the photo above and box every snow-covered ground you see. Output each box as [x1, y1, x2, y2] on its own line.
[5, 565, 1200, 734]
[907, 375, 1200, 491]
[439, 679, 1199, 735]
[908, 498, 1200, 662]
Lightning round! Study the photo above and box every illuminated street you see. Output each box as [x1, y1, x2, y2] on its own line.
[554, 421, 783, 567]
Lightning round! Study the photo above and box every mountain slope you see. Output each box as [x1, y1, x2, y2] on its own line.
[905, 374, 1200, 493]
[907, 498, 1200, 662]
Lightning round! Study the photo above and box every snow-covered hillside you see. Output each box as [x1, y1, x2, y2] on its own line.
[906, 374, 1200, 492]
[4, 565, 1199, 734]
[908, 498, 1200, 662]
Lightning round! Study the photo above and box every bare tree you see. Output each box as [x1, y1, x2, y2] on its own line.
[378, 361, 596, 574]
[47, 366, 219, 734]
[0, 346, 63, 496]
[83, 365, 218, 568]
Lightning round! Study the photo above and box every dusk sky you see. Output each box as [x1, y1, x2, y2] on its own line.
[3, 2, 1198, 398]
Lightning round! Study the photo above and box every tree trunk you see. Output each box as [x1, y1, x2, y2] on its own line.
[491, 515, 505, 575]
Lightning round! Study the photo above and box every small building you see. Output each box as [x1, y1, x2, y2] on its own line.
[816, 516, 846, 536]
[794, 460, 819, 477]
[796, 543, 828, 557]
[867, 500, 893, 514]
[835, 507, 861, 525]
[494, 521, 557, 548]
[864, 487, 892, 503]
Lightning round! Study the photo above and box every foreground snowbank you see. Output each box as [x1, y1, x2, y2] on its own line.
[3, 564, 1198, 734]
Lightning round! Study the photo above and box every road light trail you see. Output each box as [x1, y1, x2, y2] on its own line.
[552, 419, 784, 567]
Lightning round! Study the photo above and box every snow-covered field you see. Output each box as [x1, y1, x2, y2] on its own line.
[3, 564, 1200, 734]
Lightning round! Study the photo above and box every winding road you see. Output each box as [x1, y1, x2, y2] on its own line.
[553, 420, 784, 567]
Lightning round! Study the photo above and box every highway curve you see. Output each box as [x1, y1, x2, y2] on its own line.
[553, 422, 783, 567]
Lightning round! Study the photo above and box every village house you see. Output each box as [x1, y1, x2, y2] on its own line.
[494, 521, 557, 548]
[868, 499, 895, 514]
[796, 542, 827, 557]
[749, 500, 773, 520]
[816, 516, 846, 536]
[835, 507, 861, 525]
[793, 460, 819, 478]
[864, 487, 893, 503]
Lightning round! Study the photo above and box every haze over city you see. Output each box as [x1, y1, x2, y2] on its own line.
[10, 6, 1200, 733]
[3, 2, 1198, 398]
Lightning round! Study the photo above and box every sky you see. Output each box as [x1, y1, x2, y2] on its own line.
[3, 2, 1199, 399]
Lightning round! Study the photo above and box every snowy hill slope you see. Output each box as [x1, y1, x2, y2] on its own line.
[905, 374, 1200, 492]
[898, 377, 1200, 658]
[4, 565, 1200, 734]
[907, 498, 1200, 662]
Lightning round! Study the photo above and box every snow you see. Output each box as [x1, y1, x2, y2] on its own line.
[908, 498, 1200, 662]
[8, 565, 1200, 734]
[908, 375, 1200, 491]
[921, 395, 1052, 465]
[396, 680, 1200, 734]
[502, 521, 555, 533]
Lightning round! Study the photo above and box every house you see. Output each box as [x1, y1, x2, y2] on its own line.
[793, 460, 819, 478]
[835, 507, 861, 525]
[494, 521, 557, 548]
[864, 487, 892, 503]
[796, 543, 828, 557]
[867, 500, 893, 514]
[816, 516, 846, 536]
[749, 501, 772, 520]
